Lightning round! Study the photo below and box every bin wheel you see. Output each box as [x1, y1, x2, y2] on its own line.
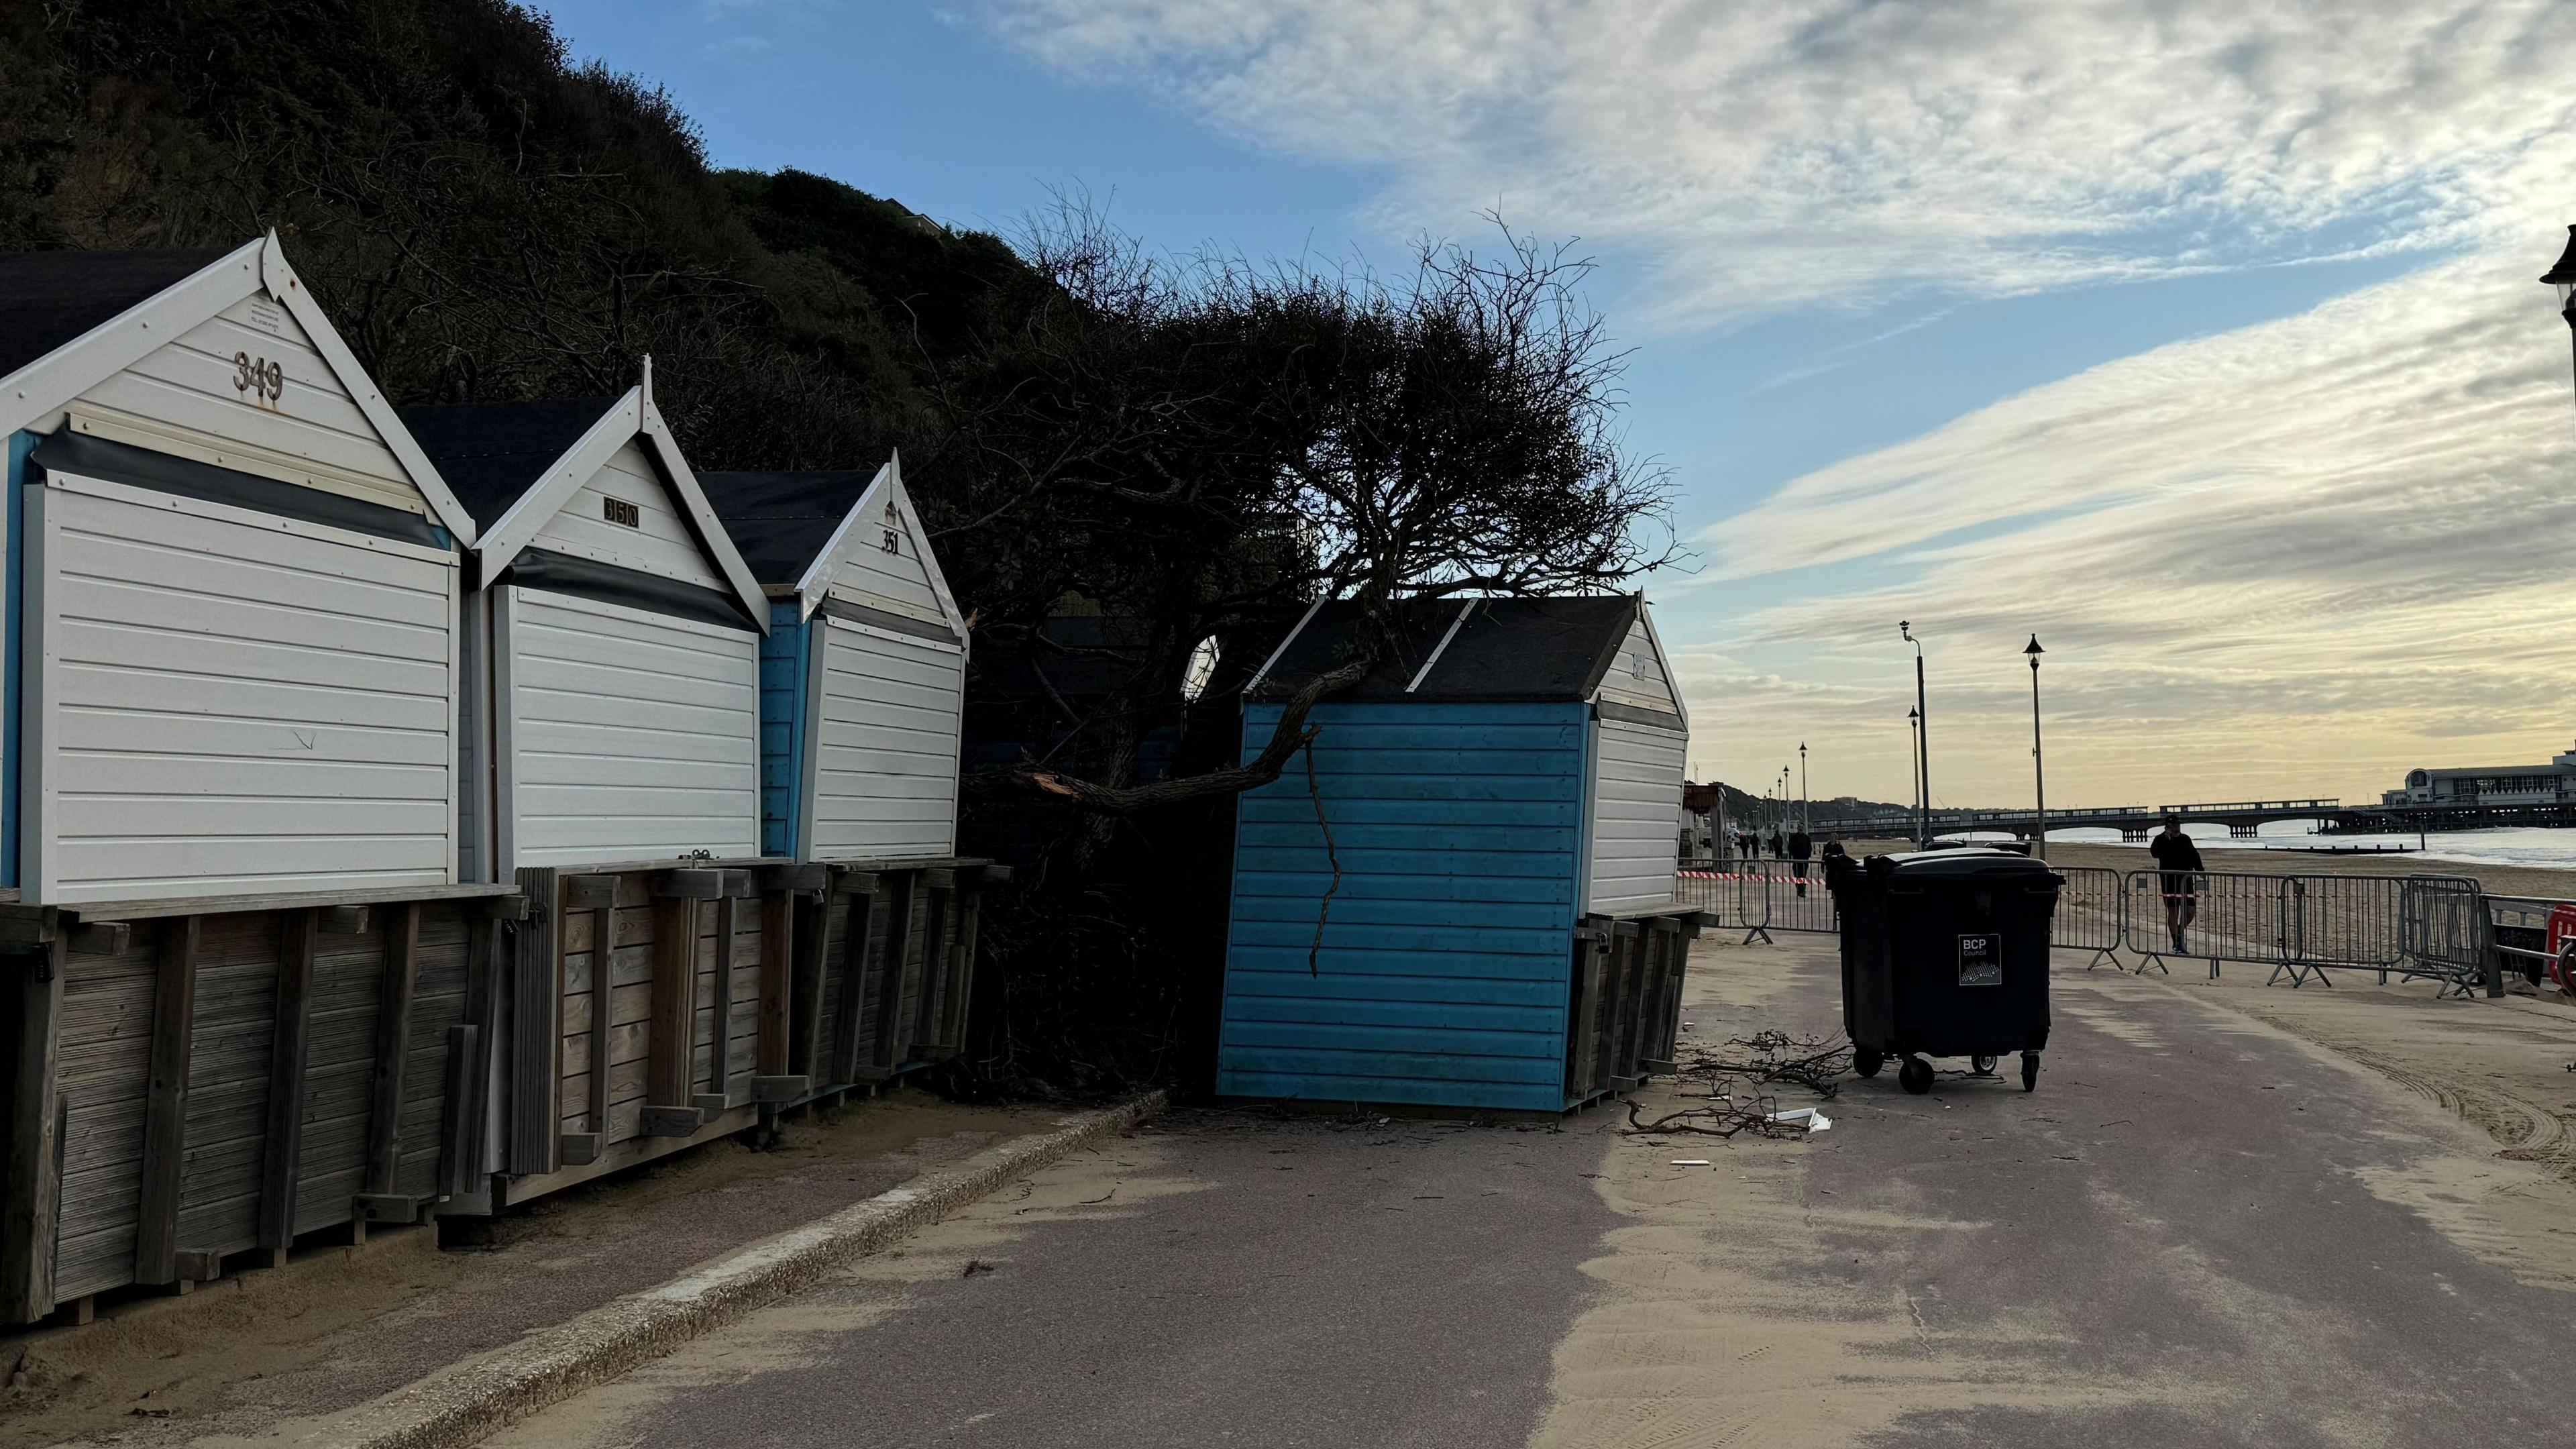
[1898, 1057, 1934, 1095]
[1971, 1055, 1998, 1076]
[2021, 1052, 2040, 1092]
[1854, 1049, 1883, 1078]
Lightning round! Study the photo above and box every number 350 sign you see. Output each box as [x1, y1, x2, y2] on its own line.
[232, 351, 285, 409]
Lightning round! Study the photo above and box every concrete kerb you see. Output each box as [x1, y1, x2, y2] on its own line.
[291, 1091, 1167, 1449]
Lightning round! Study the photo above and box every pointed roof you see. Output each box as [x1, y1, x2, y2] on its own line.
[403, 374, 769, 633]
[1248, 594, 1645, 704]
[0, 234, 477, 542]
[0, 248, 231, 379]
[698, 468, 879, 584]
[701, 455, 965, 637]
[397, 397, 621, 529]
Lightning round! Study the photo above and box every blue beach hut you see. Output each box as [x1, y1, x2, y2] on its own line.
[1218, 595, 1699, 1113]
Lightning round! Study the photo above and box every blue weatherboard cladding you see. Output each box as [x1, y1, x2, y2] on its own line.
[1218, 700, 1588, 1112]
[757, 600, 810, 858]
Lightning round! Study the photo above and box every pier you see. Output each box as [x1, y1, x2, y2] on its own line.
[1801, 796, 2569, 841]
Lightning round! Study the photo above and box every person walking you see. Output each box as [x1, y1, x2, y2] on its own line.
[2149, 813, 2204, 953]
[1788, 826, 1813, 897]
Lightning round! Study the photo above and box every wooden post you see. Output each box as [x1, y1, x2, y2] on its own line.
[910, 877, 954, 1056]
[757, 890, 792, 1075]
[1593, 925, 1635, 1096]
[941, 879, 987, 1056]
[1635, 921, 1679, 1075]
[508, 868, 561, 1177]
[438, 1025, 480, 1199]
[696, 896, 739, 1114]
[3, 939, 66, 1325]
[364, 904, 423, 1200]
[133, 916, 201, 1285]
[575, 877, 615, 1160]
[258, 910, 319, 1263]
[788, 877, 835, 1082]
[870, 875, 917, 1074]
[643, 888, 700, 1136]
[457, 912, 500, 1201]
[833, 877, 881, 1085]
[1565, 924, 1607, 1104]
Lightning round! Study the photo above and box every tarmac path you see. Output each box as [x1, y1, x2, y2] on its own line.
[486, 934, 2576, 1448]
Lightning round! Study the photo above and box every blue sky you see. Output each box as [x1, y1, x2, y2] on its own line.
[537, 0, 2576, 809]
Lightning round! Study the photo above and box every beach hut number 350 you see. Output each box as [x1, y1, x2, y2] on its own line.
[231, 351, 286, 409]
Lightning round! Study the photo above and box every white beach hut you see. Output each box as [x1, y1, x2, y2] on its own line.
[701, 456, 969, 864]
[0, 235, 478, 906]
[402, 369, 769, 879]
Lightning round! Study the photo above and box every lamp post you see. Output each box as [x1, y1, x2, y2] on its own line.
[1900, 621, 1929, 847]
[2543, 226, 2576, 425]
[1799, 742, 1809, 835]
[1907, 705, 1922, 837]
[2025, 635, 2047, 861]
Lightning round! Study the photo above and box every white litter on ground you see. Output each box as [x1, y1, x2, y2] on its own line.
[1669, 1159, 1713, 1167]
[1766, 1108, 1834, 1133]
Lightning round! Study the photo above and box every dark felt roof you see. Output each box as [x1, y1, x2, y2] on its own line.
[1252, 594, 1642, 704]
[698, 470, 878, 585]
[0, 248, 236, 380]
[396, 398, 621, 528]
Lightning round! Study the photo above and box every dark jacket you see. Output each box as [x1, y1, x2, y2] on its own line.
[2149, 830, 2204, 874]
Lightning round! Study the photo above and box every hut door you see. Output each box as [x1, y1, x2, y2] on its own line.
[498, 586, 761, 871]
[23, 470, 460, 904]
[804, 614, 963, 861]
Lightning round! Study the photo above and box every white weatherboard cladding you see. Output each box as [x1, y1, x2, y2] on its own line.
[1585, 714, 1687, 914]
[806, 615, 963, 860]
[502, 587, 759, 869]
[824, 494, 948, 627]
[1593, 616, 1680, 716]
[26, 474, 458, 903]
[71, 291, 430, 517]
[525, 437, 725, 590]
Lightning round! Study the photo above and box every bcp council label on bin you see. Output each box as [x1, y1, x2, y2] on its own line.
[1958, 932, 2002, 986]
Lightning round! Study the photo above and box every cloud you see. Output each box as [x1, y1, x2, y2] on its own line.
[969, 0, 2576, 806]
[969, 0, 2576, 323]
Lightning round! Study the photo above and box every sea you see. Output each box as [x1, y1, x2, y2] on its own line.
[1945, 821, 2576, 872]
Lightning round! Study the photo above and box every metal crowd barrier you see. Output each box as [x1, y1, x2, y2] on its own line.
[1673, 860, 2496, 996]
[2123, 869, 2487, 993]
[2053, 865, 2125, 969]
[1674, 858, 1835, 941]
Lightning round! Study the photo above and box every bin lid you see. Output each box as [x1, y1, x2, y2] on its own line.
[1874, 847, 2056, 880]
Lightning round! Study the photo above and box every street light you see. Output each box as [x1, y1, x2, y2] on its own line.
[2544, 226, 2576, 427]
[1799, 741, 1809, 835]
[2025, 635, 2047, 861]
[1907, 705, 1922, 838]
[1900, 621, 1929, 847]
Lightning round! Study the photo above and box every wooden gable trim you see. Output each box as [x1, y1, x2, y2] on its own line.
[0, 239, 263, 441]
[888, 455, 969, 643]
[0, 235, 478, 545]
[470, 390, 639, 576]
[792, 451, 966, 643]
[637, 394, 770, 636]
[1241, 593, 1332, 700]
[1633, 598, 1688, 731]
[257, 236, 478, 544]
[791, 457, 894, 621]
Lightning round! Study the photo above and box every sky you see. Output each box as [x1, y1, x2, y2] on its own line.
[535, 0, 2576, 812]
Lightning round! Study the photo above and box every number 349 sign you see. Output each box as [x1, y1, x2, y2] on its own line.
[232, 351, 286, 409]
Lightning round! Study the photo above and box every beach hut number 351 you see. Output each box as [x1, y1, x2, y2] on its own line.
[231, 350, 286, 408]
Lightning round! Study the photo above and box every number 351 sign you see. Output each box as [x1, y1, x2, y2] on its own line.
[233, 351, 286, 409]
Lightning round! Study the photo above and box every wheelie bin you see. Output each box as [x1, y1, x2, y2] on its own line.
[1823, 848, 2059, 1093]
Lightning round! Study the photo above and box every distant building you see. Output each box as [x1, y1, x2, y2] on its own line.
[2380, 741, 2576, 807]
